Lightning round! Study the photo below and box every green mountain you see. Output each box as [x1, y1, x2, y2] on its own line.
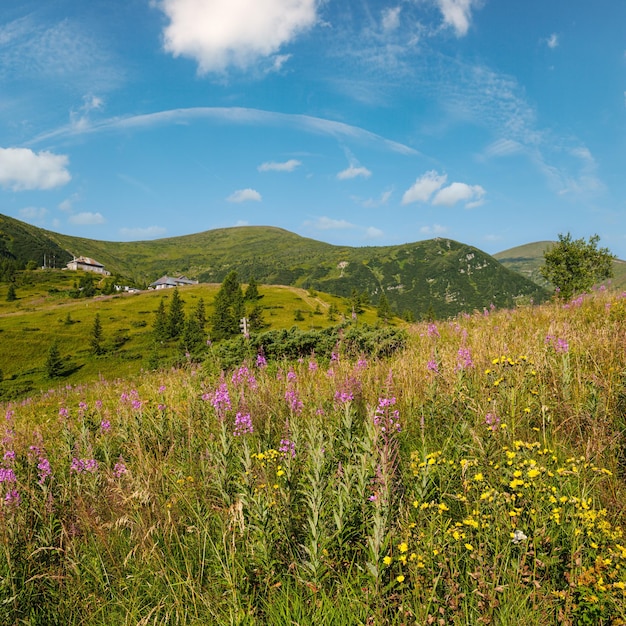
[494, 241, 626, 291]
[0, 213, 548, 318]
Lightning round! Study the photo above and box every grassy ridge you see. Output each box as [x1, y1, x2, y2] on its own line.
[1, 290, 625, 624]
[0, 213, 549, 319]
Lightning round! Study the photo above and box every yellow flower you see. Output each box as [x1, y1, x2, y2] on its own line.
[527, 469, 540, 479]
[465, 543, 474, 551]
[383, 556, 392, 566]
[473, 473, 484, 481]
[438, 503, 449, 512]
[396, 575, 405, 583]
[398, 542, 408, 553]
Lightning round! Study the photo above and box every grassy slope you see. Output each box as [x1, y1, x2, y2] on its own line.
[0, 269, 385, 398]
[495, 240, 626, 290]
[0, 214, 548, 319]
[1, 289, 625, 624]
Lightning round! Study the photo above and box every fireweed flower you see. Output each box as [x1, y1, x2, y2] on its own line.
[285, 389, 303, 414]
[427, 360, 439, 374]
[233, 412, 254, 436]
[455, 347, 474, 371]
[37, 457, 52, 484]
[279, 439, 296, 459]
[308, 360, 318, 371]
[5, 410, 13, 422]
[256, 353, 267, 368]
[4, 490, 20, 507]
[58, 407, 69, 419]
[334, 391, 354, 404]
[287, 370, 297, 382]
[485, 413, 501, 431]
[100, 419, 111, 433]
[209, 383, 231, 416]
[113, 460, 128, 477]
[71, 458, 99, 474]
[0, 467, 16, 483]
[374, 397, 401, 433]
[3, 450, 15, 463]
[427, 323, 440, 338]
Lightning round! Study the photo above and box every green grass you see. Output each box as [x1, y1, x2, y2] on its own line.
[1, 289, 625, 624]
[0, 270, 386, 398]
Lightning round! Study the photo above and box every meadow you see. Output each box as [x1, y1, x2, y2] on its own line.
[1, 288, 626, 624]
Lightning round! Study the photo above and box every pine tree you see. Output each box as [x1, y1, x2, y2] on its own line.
[181, 314, 204, 354]
[6, 284, 16, 302]
[45, 341, 64, 378]
[153, 297, 167, 341]
[90, 313, 104, 355]
[210, 271, 245, 341]
[244, 277, 260, 301]
[166, 288, 185, 339]
[194, 297, 207, 330]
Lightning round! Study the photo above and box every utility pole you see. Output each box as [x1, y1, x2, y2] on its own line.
[239, 317, 248, 336]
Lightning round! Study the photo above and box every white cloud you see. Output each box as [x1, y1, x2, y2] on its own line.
[227, 188, 262, 203]
[547, 33, 559, 49]
[59, 194, 79, 212]
[362, 189, 393, 208]
[309, 216, 356, 230]
[0, 147, 70, 191]
[401, 170, 447, 205]
[234, 220, 250, 226]
[337, 165, 372, 180]
[436, 0, 480, 37]
[119, 226, 167, 239]
[432, 182, 485, 207]
[420, 224, 448, 236]
[18, 207, 48, 222]
[483, 138, 523, 158]
[68, 212, 105, 225]
[258, 158, 301, 172]
[382, 7, 402, 33]
[158, 0, 319, 74]
[365, 226, 384, 239]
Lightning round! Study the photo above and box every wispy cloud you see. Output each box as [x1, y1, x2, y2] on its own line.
[381, 7, 402, 33]
[157, 0, 319, 74]
[337, 165, 372, 180]
[361, 189, 393, 208]
[308, 216, 355, 230]
[435, 0, 482, 37]
[0, 147, 70, 191]
[29, 107, 419, 156]
[546, 33, 559, 49]
[227, 188, 262, 203]
[365, 226, 384, 239]
[258, 159, 302, 172]
[18, 207, 48, 223]
[119, 225, 167, 240]
[420, 223, 448, 236]
[68, 212, 105, 225]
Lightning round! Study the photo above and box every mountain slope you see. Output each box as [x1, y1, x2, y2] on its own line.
[495, 241, 626, 291]
[0, 214, 548, 318]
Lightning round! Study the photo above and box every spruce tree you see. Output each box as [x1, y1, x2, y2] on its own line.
[90, 313, 104, 355]
[194, 297, 207, 330]
[166, 288, 185, 339]
[244, 277, 260, 301]
[181, 314, 204, 355]
[6, 284, 16, 302]
[153, 297, 167, 341]
[210, 271, 245, 341]
[45, 342, 64, 378]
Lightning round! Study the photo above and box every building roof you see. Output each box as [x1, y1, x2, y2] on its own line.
[71, 256, 104, 267]
[149, 275, 198, 287]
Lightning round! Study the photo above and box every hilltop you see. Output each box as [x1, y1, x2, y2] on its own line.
[0, 213, 548, 319]
[495, 240, 626, 291]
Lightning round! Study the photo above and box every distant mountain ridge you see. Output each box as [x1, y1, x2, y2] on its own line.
[0, 213, 548, 318]
[494, 241, 626, 291]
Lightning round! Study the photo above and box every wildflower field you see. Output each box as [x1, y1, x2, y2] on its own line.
[1, 290, 626, 625]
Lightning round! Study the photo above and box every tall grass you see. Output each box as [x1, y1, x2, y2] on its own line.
[1, 290, 625, 624]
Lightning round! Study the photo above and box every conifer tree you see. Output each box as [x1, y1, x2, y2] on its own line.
[6, 283, 16, 302]
[90, 313, 104, 355]
[166, 288, 185, 339]
[45, 341, 64, 378]
[211, 271, 245, 340]
[194, 297, 207, 330]
[153, 297, 167, 341]
[244, 276, 260, 301]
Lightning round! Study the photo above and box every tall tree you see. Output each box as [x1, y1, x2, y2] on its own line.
[90, 313, 104, 355]
[377, 292, 392, 322]
[540, 233, 615, 300]
[194, 297, 207, 331]
[6, 283, 16, 302]
[211, 271, 245, 341]
[166, 288, 185, 339]
[153, 297, 167, 341]
[45, 342, 64, 378]
[244, 277, 260, 301]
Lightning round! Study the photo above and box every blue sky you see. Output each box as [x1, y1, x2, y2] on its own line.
[1, 0, 626, 258]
